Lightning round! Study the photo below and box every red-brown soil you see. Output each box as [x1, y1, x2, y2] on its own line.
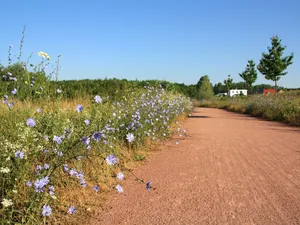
[91, 108, 300, 225]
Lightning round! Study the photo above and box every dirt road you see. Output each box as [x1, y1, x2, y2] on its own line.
[92, 108, 300, 225]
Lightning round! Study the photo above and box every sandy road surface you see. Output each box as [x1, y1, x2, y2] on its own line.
[91, 108, 300, 225]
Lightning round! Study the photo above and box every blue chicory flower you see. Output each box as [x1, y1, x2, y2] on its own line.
[53, 135, 63, 145]
[94, 95, 102, 103]
[44, 164, 50, 170]
[117, 172, 124, 180]
[11, 88, 17, 95]
[42, 205, 52, 216]
[126, 133, 134, 143]
[26, 118, 36, 127]
[105, 154, 118, 166]
[15, 150, 24, 159]
[84, 119, 90, 125]
[116, 184, 123, 193]
[26, 181, 32, 187]
[92, 132, 101, 141]
[68, 205, 76, 215]
[93, 185, 99, 192]
[76, 104, 83, 113]
[146, 181, 152, 190]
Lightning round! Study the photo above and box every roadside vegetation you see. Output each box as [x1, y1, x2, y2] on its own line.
[198, 91, 300, 126]
[0, 28, 193, 224]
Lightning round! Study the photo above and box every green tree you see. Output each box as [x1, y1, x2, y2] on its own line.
[224, 75, 233, 92]
[239, 60, 257, 94]
[196, 75, 214, 100]
[257, 35, 294, 92]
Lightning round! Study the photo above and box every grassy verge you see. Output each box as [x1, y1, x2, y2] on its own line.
[0, 86, 193, 224]
[198, 91, 300, 126]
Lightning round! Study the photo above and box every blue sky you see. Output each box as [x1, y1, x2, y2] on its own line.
[0, 0, 299, 87]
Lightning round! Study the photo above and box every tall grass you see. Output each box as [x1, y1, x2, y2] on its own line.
[199, 92, 300, 126]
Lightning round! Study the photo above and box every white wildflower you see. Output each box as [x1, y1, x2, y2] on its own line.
[1, 199, 13, 207]
[0, 167, 10, 173]
[37, 51, 50, 60]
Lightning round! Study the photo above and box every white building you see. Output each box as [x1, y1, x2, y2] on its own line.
[228, 89, 247, 97]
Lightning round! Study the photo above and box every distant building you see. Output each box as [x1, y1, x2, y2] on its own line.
[228, 89, 247, 97]
[263, 89, 276, 95]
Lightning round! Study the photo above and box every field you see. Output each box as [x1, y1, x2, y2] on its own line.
[198, 91, 300, 126]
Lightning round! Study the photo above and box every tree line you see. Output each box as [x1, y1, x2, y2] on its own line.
[196, 35, 294, 100]
[0, 35, 295, 101]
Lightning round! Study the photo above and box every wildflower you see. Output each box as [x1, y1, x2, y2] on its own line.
[126, 133, 134, 143]
[15, 150, 24, 159]
[49, 186, 55, 196]
[0, 167, 10, 173]
[68, 205, 76, 215]
[26, 118, 36, 127]
[80, 179, 86, 187]
[117, 172, 124, 180]
[57, 151, 63, 157]
[34, 176, 50, 193]
[76, 172, 84, 179]
[93, 185, 99, 192]
[38, 51, 51, 60]
[42, 204, 52, 216]
[87, 145, 91, 150]
[175, 140, 179, 145]
[76, 104, 83, 113]
[112, 112, 116, 117]
[105, 154, 118, 166]
[36, 165, 43, 171]
[82, 136, 90, 146]
[63, 164, 69, 172]
[116, 184, 124, 193]
[146, 181, 152, 190]
[7, 102, 14, 109]
[94, 95, 102, 103]
[69, 168, 78, 176]
[26, 181, 32, 187]
[7, 72, 12, 76]
[1, 199, 13, 207]
[53, 135, 62, 144]
[57, 88, 62, 93]
[84, 119, 90, 125]
[44, 164, 50, 170]
[92, 132, 101, 141]
[37, 108, 41, 113]
[10, 77, 17, 81]
[11, 88, 17, 95]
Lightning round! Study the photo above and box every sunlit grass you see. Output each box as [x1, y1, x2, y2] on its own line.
[199, 91, 300, 126]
